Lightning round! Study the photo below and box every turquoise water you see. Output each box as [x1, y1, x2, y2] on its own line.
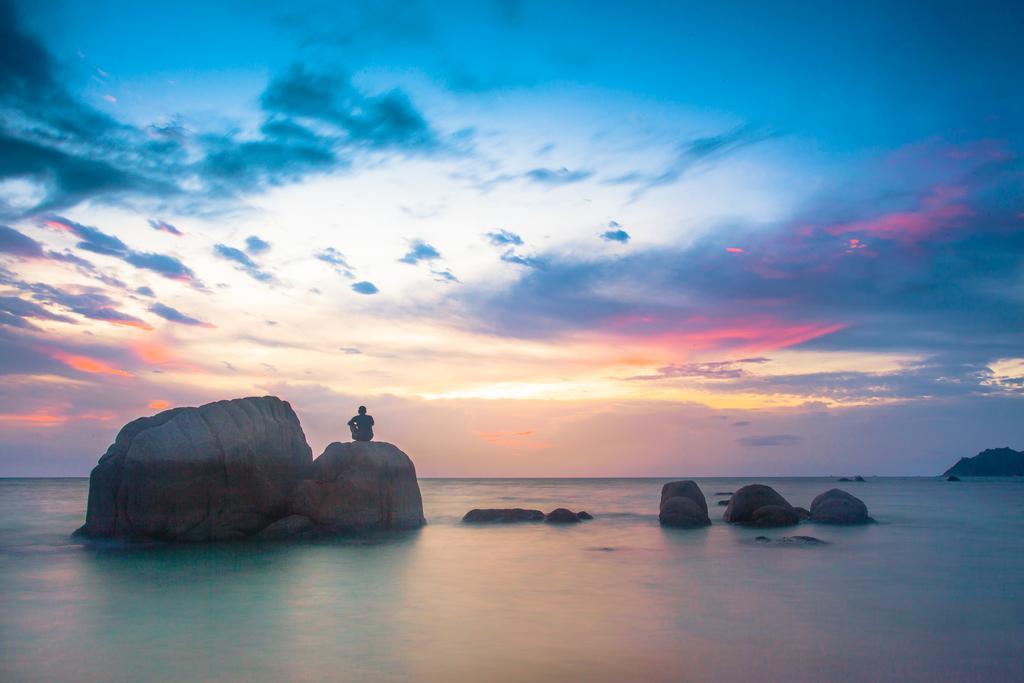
[2, 477, 1023, 682]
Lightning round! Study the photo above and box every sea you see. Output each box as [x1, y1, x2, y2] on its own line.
[1, 477, 1022, 683]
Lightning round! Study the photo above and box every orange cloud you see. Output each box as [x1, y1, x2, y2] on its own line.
[50, 351, 133, 377]
[0, 410, 117, 427]
[147, 400, 171, 410]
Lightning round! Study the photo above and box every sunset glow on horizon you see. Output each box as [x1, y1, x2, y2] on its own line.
[1, 0, 1021, 477]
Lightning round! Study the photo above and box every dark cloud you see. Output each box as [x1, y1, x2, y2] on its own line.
[0, 295, 75, 329]
[738, 434, 802, 447]
[260, 64, 437, 151]
[0, 224, 45, 258]
[600, 228, 630, 243]
[149, 302, 213, 328]
[315, 247, 355, 278]
[148, 219, 184, 236]
[135, 286, 155, 297]
[351, 280, 379, 295]
[41, 215, 200, 285]
[245, 235, 271, 254]
[1, 281, 149, 329]
[213, 243, 274, 282]
[485, 229, 523, 246]
[399, 239, 441, 264]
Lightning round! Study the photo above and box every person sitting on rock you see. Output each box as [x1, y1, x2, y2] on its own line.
[347, 406, 374, 442]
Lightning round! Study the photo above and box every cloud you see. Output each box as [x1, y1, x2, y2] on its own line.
[315, 247, 355, 278]
[149, 302, 214, 328]
[260, 64, 438, 150]
[524, 167, 593, 185]
[432, 269, 460, 283]
[41, 215, 200, 285]
[485, 229, 523, 246]
[351, 281, 379, 295]
[610, 124, 776, 198]
[732, 421, 751, 427]
[630, 357, 770, 381]
[738, 434, 802, 447]
[0, 224, 45, 258]
[135, 286, 155, 297]
[213, 243, 274, 282]
[399, 239, 441, 264]
[0, 295, 75, 329]
[148, 219, 184, 236]
[2, 282, 151, 330]
[499, 249, 545, 268]
[245, 235, 271, 254]
[600, 228, 630, 243]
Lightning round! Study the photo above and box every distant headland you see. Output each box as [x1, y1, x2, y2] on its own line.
[943, 447, 1024, 477]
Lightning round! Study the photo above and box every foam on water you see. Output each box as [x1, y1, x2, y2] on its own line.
[2, 477, 1022, 682]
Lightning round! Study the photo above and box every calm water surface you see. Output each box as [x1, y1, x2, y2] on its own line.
[2, 477, 1023, 682]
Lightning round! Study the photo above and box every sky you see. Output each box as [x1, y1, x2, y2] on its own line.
[0, 0, 1022, 476]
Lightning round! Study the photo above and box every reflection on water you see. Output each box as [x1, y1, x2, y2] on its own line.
[2, 477, 1023, 682]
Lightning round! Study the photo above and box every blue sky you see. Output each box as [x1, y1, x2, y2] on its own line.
[0, 0, 1021, 475]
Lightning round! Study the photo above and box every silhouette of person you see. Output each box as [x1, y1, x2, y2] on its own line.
[347, 406, 374, 442]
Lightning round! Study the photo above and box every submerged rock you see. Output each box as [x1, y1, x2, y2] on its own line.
[463, 508, 544, 523]
[291, 441, 425, 532]
[659, 480, 711, 528]
[809, 488, 873, 525]
[723, 484, 796, 525]
[947, 475, 961, 482]
[545, 508, 582, 524]
[75, 396, 313, 541]
[756, 535, 826, 545]
[717, 499, 730, 506]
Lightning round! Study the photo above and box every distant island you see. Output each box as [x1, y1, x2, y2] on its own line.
[943, 447, 1024, 477]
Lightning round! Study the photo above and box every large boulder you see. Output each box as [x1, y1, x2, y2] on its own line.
[659, 480, 711, 528]
[809, 488, 873, 525]
[723, 484, 795, 524]
[463, 508, 544, 523]
[76, 396, 313, 541]
[291, 441, 425, 532]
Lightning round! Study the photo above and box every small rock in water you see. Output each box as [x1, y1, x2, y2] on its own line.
[947, 475, 961, 482]
[714, 491, 734, 496]
[545, 508, 582, 524]
[755, 536, 770, 542]
[754, 535, 826, 545]
[576, 511, 594, 520]
[717, 500, 729, 506]
[853, 475, 866, 482]
[463, 508, 544, 523]
[838, 477, 852, 482]
[659, 480, 711, 528]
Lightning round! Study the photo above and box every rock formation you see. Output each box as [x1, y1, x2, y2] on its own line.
[75, 397, 425, 541]
[291, 441, 425, 532]
[809, 488, 873, 525]
[723, 484, 798, 527]
[943, 447, 1024, 477]
[658, 480, 711, 528]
